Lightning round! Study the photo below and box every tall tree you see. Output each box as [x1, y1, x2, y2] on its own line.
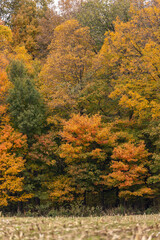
[96, 0, 160, 122]
[0, 0, 52, 24]
[25, 131, 63, 206]
[0, 22, 12, 120]
[39, 19, 95, 117]
[11, 0, 40, 57]
[7, 60, 46, 142]
[76, 0, 131, 50]
[36, 8, 62, 60]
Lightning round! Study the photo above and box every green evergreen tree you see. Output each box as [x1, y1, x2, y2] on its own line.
[7, 60, 47, 142]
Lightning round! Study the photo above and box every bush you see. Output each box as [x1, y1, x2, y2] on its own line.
[48, 202, 105, 217]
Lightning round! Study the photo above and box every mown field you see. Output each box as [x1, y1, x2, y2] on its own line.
[0, 215, 159, 240]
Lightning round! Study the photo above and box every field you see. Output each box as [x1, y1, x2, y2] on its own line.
[0, 215, 159, 240]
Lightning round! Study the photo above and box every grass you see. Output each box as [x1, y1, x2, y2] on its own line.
[0, 214, 159, 239]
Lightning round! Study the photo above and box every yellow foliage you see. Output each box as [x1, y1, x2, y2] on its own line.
[39, 19, 95, 112]
[48, 176, 75, 202]
[96, 1, 160, 121]
[11, 45, 34, 74]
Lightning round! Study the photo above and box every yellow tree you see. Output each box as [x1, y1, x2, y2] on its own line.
[11, 0, 40, 57]
[96, 0, 160, 122]
[10, 45, 35, 75]
[39, 19, 95, 116]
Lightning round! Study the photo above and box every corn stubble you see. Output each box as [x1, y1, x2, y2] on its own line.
[0, 215, 159, 240]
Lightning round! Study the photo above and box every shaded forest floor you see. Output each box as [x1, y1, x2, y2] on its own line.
[0, 214, 159, 239]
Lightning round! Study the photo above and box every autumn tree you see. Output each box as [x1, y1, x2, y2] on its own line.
[36, 8, 62, 60]
[0, 125, 32, 207]
[0, 22, 12, 121]
[0, 0, 52, 24]
[0, 0, 21, 23]
[49, 114, 116, 204]
[76, 0, 131, 50]
[58, 0, 82, 18]
[25, 131, 63, 205]
[7, 60, 46, 142]
[39, 19, 95, 117]
[11, 0, 40, 57]
[103, 142, 153, 200]
[96, 0, 160, 122]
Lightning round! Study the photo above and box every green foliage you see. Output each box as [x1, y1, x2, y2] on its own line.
[7, 60, 46, 140]
[142, 120, 160, 197]
[76, 0, 131, 50]
[24, 131, 63, 201]
[48, 203, 104, 217]
[0, 0, 53, 24]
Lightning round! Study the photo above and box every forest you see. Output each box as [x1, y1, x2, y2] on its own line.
[0, 0, 160, 215]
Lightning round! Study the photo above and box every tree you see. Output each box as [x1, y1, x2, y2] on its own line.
[0, 125, 31, 206]
[0, 23, 12, 120]
[0, 0, 53, 24]
[7, 60, 46, 142]
[0, 0, 21, 23]
[11, 45, 35, 76]
[142, 120, 160, 200]
[103, 142, 153, 200]
[49, 114, 116, 203]
[96, 0, 160, 122]
[39, 19, 95, 116]
[25, 131, 63, 205]
[11, 0, 40, 57]
[76, 0, 131, 50]
[36, 8, 62, 60]
[58, 0, 82, 18]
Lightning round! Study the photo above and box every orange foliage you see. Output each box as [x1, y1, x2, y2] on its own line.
[102, 142, 154, 199]
[48, 114, 116, 203]
[60, 114, 115, 164]
[0, 125, 32, 206]
[0, 23, 12, 119]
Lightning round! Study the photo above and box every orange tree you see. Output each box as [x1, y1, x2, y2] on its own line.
[48, 114, 116, 204]
[102, 142, 154, 201]
[0, 22, 12, 120]
[0, 125, 32, 207]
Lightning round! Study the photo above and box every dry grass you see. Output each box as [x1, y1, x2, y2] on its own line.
[0, 214, 159, 239]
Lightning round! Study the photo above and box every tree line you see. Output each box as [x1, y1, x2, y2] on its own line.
[0, 0, 159, 214]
